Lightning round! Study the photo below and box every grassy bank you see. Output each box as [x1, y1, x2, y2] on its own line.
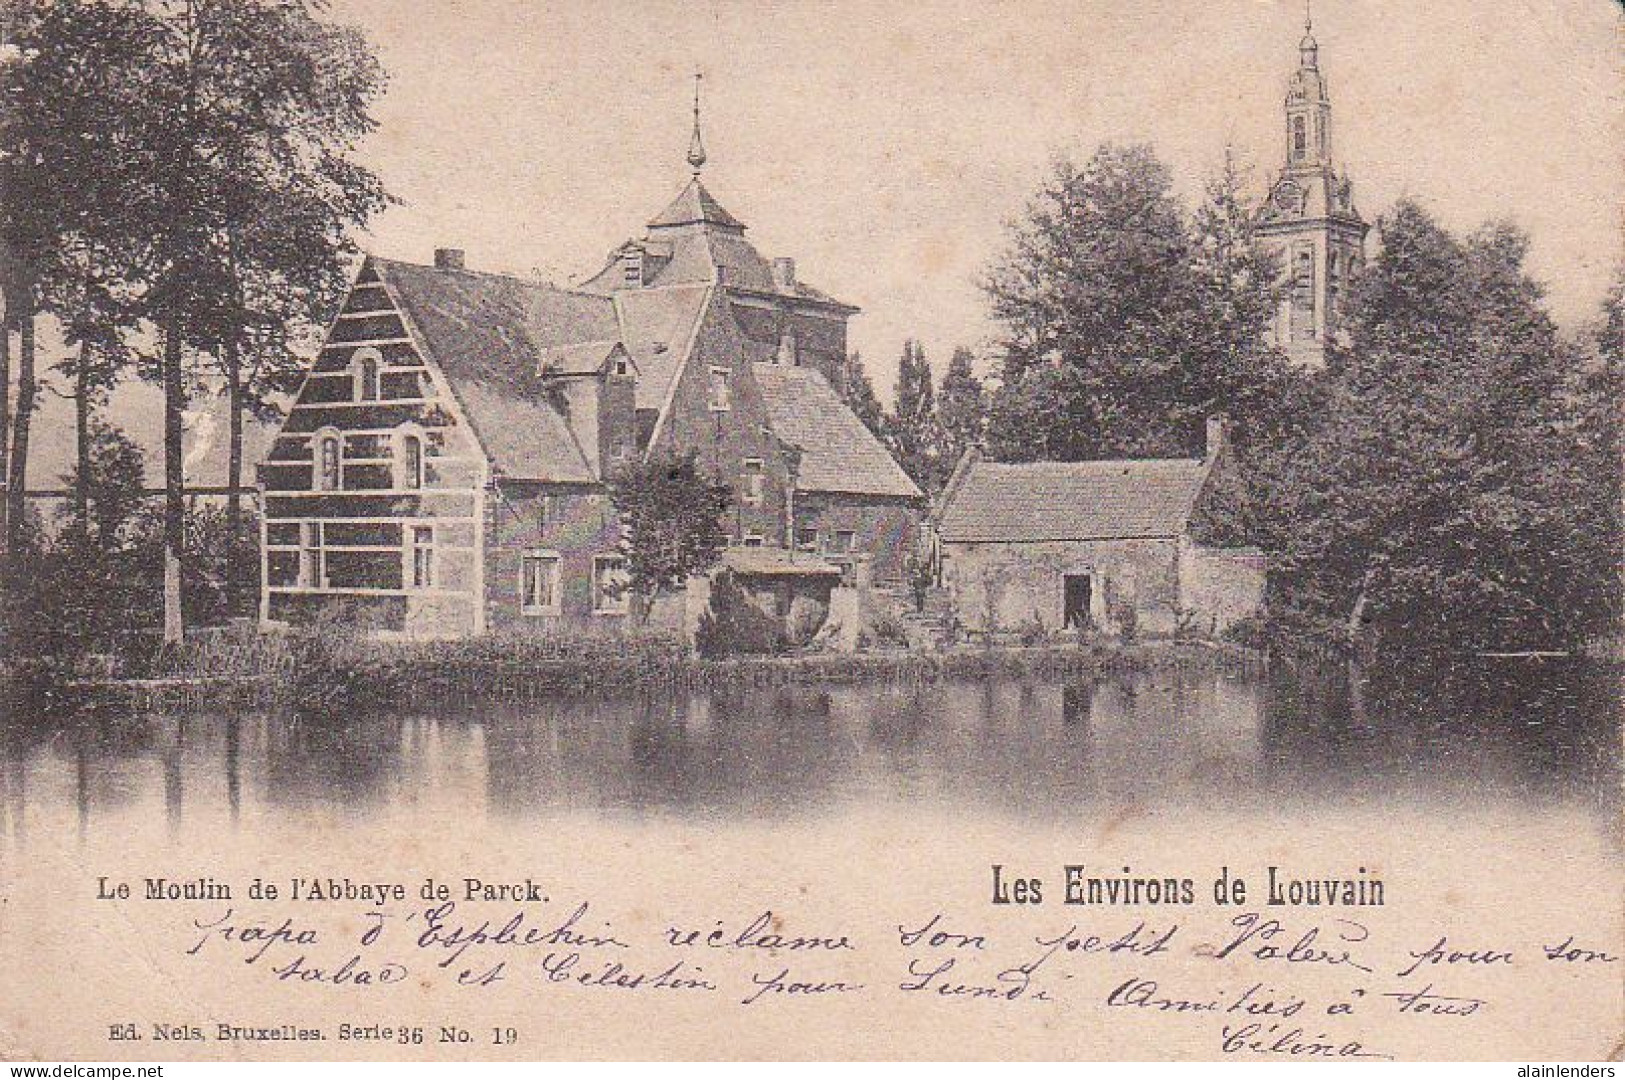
[2, 624, 1262, 714]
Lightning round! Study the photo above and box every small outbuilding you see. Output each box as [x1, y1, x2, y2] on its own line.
[933, 421, 1265, 639]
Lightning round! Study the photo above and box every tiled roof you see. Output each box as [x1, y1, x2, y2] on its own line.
[936, 458, 1211, 543]
[375, 258, 615, 483]
[752, 363, 923, 500]
[611, 285, 710, 411]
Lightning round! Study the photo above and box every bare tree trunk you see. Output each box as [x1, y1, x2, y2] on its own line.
[5, 313, 36, 576]
[162, 325, 186, 645]
[224, 335, 244, 616]
[0, 316, 11, 558]
[75, 342, 92, 541]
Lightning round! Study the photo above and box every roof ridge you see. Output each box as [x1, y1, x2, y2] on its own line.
[369, 254, 604, 301]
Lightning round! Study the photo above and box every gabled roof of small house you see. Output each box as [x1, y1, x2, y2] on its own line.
[752, 362, 923, 500]
[936, 456, 1212, 543]
[374, 257, 613, 483]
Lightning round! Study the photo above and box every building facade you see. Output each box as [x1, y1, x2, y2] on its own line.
[1256, 17, 1369, 369]
[260, 139, 921, 636]
[934, 422, 1265, 639]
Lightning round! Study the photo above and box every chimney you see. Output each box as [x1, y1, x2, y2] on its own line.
[434, 247, 465, 271]
[1205, 415, 1228, 463]
[771, 257, 796, 291]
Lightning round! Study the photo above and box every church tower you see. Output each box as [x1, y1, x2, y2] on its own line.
[1256, 11, 1369, 368]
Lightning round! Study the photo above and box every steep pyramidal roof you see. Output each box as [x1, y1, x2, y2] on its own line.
[647, 178, 745, 232]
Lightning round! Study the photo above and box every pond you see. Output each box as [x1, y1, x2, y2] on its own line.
[0, 657, 1616, 838]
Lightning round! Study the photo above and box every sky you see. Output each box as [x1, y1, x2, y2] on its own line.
[311, 1, 1620, 390]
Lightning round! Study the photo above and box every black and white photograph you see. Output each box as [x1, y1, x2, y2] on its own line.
[0, 0, 1618, 1064]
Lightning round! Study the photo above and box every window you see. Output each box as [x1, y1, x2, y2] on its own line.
[613, 355, 630, 377]
[796, 527, 819, 551]
[397, 429, 425, 490]
[707, 366, 731, 412]
[831, 529, 856, 554]
[314, 428, 342, 491]
[1292, 116, 1306, 160]
[353, 347, 382, 402]
[593, 555, 629, 615]
[520, 551, 561, 615]
[741, 458, 764, 506]
[300, 522, 325, 588]
[410, 525, 435, 589]
[742, 533, 764, 548]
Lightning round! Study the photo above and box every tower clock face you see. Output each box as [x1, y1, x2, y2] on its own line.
[1273, 182, 1302, 211]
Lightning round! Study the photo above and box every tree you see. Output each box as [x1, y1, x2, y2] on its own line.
[933, 346, 986, 478]
[981, 143, 1287, 461]
[0, 1, 159, 632]
[826, 350, 886, 438]
[887, 339, 936, 486]
[1252, 201, 1611, 650]
[126, 0, 387, 643]
[608, 449, 731, 621]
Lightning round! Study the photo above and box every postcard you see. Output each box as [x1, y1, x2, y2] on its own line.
[0, 0, 1618, 1063]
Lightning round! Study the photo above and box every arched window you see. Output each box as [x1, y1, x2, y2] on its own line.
[352, 347, 382, 402]
[396, 426, 425, 490]
[1292, 116, 1307, 160]
[314, 428, 343, 491]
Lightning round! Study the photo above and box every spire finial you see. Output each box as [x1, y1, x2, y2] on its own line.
[686, 70, 707, 176]
[1305, 0, 1312, 34]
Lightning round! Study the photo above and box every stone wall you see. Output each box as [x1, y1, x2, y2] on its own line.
[940, 537, 1183, 637]
[1177, 541, 1267, 636]
[794, 493, 921, 585]
[483, 482, 624, 631]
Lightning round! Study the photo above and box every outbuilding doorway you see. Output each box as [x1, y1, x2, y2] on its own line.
[1063, 573, 1093, 629]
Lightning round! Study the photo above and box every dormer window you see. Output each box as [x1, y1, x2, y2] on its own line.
[314, 427, 343, 491]
[352, 346, 382, 402]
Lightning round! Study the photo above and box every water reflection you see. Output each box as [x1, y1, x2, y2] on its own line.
[0, 658, 1617, 842]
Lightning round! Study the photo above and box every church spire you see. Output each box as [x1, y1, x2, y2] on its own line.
[1299, 0, 1318, 68]
[686, 71, 707, 176]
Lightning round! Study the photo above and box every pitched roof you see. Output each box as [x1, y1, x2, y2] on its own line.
[648, 178, 745, 231]
[610, 285, 710, 411]
[936, 458, 1211, 543]
[752, 363, 923, 500]
[374, 257, 617, 482]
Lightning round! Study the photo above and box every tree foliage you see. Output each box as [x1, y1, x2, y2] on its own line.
[0, 0, 389, 642]
[1244, 202, 1615, 650]
[826, 350, 886, 438]
[608, 449, 731, 616]
[982, 144, 1288, 461]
